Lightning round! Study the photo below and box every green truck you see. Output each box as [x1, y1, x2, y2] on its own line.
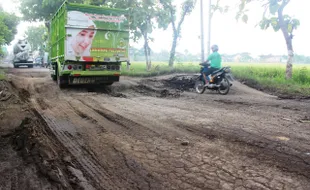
[49, 2, 129, 88]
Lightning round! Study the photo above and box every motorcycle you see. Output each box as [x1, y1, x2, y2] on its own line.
[194, 62, 234, 95]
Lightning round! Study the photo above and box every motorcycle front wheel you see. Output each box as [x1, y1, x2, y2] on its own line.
[218, 77, 230, 95]
[195, 81, 206, 94]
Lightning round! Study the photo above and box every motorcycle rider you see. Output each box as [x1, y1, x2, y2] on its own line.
[202, 44, 222, 87]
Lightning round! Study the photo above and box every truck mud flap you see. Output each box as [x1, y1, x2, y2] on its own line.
[69, 76, 119, 85]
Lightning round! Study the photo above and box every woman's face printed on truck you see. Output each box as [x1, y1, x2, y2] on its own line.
[67, 11, 96, 57]
[72, 26, 95, 54]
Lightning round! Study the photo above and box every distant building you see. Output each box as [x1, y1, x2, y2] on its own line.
[233, 54, 242, 62]
[259, 55, 282, 63]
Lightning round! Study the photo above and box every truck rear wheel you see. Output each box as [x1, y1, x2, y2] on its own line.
[52, 74, 57, 81]
[57, 71, 68, 89]
[51, 63, 57, 81]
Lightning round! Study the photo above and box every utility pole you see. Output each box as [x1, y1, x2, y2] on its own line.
[207, 0, 212, 56]
[200, 0, 205, 62]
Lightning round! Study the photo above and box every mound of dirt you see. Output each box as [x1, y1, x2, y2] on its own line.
[0, 79, 93, 190]
[8, 116, 94, 190]
[134, 84, 181, 98]
[125, 75, 198, 98]
[163, 75, 197, 92]
[0, 81, 18, 103]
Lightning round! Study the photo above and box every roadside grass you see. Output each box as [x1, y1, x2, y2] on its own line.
[121, 61, 310, 97]
[0, 69, 5, 80]
[121, 61, 200, 77]
[0, 61, 8, 80]
[229, 63, 310, 96]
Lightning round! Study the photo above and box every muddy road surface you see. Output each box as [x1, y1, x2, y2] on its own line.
[1, 67, 310, 190]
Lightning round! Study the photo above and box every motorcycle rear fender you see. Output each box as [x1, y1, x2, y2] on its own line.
[225, 73, 235, 82]
[212, 72, 223, 78]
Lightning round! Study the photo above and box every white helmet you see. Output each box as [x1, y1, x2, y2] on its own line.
[211, 44, 219, 52]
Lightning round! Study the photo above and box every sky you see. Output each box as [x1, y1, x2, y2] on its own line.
[1, 0, 309, 57]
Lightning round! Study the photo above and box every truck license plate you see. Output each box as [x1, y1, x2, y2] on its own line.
[70, 77, 109, 84]
[89, 65, 107, 70]
[72, 77, 96, 84]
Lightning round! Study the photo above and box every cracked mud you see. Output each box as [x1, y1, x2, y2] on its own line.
[0, 67, 310, 190]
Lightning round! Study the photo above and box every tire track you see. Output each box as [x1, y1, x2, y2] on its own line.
[64, 98, 167, 189]
[79, 99, 141, 130]
[67, 102, 99, 125]
[11, 70, 310, 190]
[32, 99, 115, 189]
[73, 98, 163, 141]
[32, 98, 164, 190]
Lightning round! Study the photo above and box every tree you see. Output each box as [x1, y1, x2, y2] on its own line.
[0, 18, 10, 46]
[0, 8, 19, 45]
[0, 46, 8, 58]
[20, 0, 85, 22]
[159, 0, 196, 67]
[207, 0, 229, 55]
[211, 0, 229, 17]
[112, 0, 156, 70]
[237, 0, 300, 79]
[25, 25, 48, 52]
[101, 0, 170, 71]
[294, 54, 310, 64]
[239, 52, 253, 62]
[0, 6, 19, 56]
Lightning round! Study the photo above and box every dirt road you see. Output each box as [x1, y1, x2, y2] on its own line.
[1, 67, 310, 190]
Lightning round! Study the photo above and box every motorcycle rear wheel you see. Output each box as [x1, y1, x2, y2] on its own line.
[195, 81, 206, 94]
[217, 77, 230, 95]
